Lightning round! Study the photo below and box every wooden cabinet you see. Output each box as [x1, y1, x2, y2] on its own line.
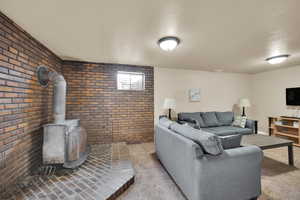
[268, 116, 300, 147]
[268, 117, 277, 136]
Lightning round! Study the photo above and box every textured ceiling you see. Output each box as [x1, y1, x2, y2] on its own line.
[1, 0, 300, 73]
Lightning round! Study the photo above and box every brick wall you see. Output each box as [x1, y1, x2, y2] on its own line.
[0, 12, 62, 193]
[0, 11, 154, 195]
[62, 61, 154, 144]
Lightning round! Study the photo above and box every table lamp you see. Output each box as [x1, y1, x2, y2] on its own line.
[163, 98, 176, 119]
[239, 98, 251, 116]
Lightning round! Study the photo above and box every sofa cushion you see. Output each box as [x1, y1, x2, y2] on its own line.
[203, 126, 253, 136]
[216, 112, 234, 126]
[219, 134, 242, 149]
[230, 127, 253, 135]
[169, 123, 223, 155]
[202, 127, 235, 136]
[159, 117, 174, 129]
[201, 112, 220, 127]
[178, 112, 207, 128]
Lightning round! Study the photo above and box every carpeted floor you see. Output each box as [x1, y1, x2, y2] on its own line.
[117, 142, 300, 200]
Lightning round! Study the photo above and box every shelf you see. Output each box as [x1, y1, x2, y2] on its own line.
[269, 116, 300, 147]
[275, 132, 299, 139]
[275, 124, 299, 129]
[280, 117, 300, 121]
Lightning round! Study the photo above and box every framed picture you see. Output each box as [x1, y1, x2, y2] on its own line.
[189, 88, 200, 102]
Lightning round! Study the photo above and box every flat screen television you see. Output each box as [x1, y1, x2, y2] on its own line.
[286, 87, 300, 105]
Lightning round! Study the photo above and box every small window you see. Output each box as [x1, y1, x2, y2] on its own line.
[117, 71, 145, 90]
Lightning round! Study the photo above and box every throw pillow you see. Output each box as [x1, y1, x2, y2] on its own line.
[184, 118, 200, 129]
[182, 121, 201, 129]
[232, 116, 247, 128]
[219, 134, 242, 149]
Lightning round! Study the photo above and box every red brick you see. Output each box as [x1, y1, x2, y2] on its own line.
[0, 60, 14, 69]
[0, 54, 8, 62]
[9, 58, 21, 66]
[3, 50, 16, 59]
[17, 56, 28, 64]
[4, 125, 18, 132]
[9, 47, 18, 55]
[5, 104, 18, 109]
[4, 93, 18, 98]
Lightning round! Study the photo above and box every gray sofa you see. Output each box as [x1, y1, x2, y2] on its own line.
[155, 118, 263, 200]
[178, 111, 257, 136]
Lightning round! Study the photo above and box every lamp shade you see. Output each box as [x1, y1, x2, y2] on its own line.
[163, 98, 176, 109]
[239, 98, 251, 107]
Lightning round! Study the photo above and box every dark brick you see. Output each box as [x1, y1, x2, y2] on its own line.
[0, 11, 62, 195]
[0, 66, 8, 73]
[62, 61, 154, 144]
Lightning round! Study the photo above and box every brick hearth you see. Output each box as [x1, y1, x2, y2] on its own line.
[2, 143, 135, 200]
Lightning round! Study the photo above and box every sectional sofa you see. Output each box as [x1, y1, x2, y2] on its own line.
[178, 111, 257, 136]
[155, 117, 262, 200]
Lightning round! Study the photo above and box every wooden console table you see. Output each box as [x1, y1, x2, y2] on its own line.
[268, 116, 300, 147]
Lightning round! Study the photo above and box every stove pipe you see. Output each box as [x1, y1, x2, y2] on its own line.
[51, 73, 66, 123]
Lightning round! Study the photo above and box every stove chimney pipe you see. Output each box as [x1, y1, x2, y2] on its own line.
[37, 66, 66, 123]
[51, 73, 66, 123]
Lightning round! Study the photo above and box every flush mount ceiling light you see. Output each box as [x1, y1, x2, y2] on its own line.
[158, 36, 180, 51]
[266, 54, 290, 64]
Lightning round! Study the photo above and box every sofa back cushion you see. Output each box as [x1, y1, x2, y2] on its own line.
[216, 112, 234, 126]
[201, 112, 220, 127]
[178, 112, 207, 128]
[169, 123, 223, 155]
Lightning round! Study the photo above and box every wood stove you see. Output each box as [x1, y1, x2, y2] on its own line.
[37, 66, 88, 168]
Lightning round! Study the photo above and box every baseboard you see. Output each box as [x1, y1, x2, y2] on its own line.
[258, 131, 268, 135]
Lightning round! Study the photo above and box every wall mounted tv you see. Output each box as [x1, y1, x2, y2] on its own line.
[286, 87, 300, 106]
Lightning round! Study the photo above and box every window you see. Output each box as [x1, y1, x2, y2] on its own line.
[117, 71, 145, 90]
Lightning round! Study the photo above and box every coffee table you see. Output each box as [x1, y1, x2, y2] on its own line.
[241, 134, 294, 166]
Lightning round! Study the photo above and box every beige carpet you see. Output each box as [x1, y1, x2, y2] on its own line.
[117, 142, 300, 200]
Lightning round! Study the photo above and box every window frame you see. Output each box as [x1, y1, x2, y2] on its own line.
[117, 71, 145, 91]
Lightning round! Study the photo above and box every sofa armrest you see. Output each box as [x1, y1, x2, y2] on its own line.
[195, 146, 263, 200]
[246, 119, 258, 134]
[155, 125, 204, 200]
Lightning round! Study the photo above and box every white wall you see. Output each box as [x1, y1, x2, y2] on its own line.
[251, 65, 300, 133]
[154, 67, 252, 123]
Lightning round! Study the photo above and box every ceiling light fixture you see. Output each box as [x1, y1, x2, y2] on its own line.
[266, 54, 290, 64]
[158, 36, 180, 51]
